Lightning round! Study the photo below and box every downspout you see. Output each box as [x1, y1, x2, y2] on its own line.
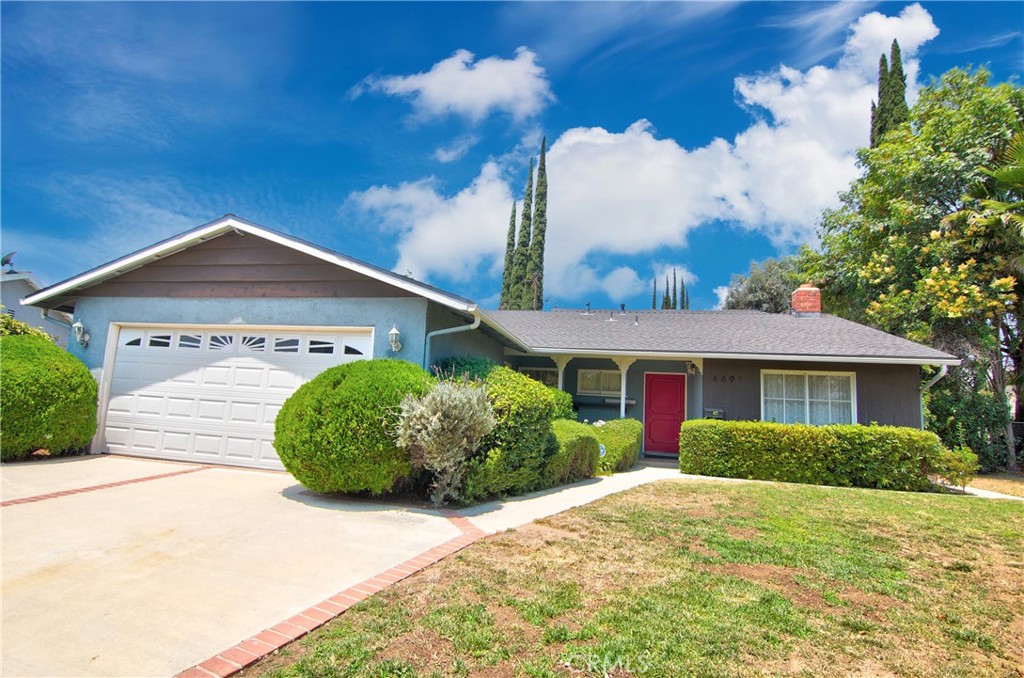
[423, 310, 481, 370]
[919, 364, 949, 429]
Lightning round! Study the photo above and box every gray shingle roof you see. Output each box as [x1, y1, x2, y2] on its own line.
[483, 309, 957, 365]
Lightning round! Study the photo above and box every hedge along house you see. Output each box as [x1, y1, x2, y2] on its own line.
[24, 215, 959, 468]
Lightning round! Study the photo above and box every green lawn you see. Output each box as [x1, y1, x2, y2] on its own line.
[243, 480, 1024, 677]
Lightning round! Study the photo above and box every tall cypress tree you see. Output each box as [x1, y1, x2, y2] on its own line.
[510, 158, 534, 309]
[499, 201, 517, 309]
[661, 275, 673, 309]
[870, 53, 889, 147]
[671, 268, 678, 310]
[651, 278, 657, 310]
[870, 39, 909, 147]
[527, 136, 548, 310]
[885, 39, 909, 127]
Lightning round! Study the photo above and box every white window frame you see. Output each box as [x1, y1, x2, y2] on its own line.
[760, 369, 857, 425]
[518, 367, 558, 387]
[577, 368, 623, 397]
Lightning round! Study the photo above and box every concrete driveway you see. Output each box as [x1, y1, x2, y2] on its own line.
[1, 455, 462, 678]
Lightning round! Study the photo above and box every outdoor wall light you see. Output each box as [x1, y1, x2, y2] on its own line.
[71, 320, 90, 348]
[687, 363, 698, 377]
[388, 324, 402, 353]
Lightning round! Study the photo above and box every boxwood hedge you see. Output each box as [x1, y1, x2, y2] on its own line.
[593, 418, 643, 474]
[274, 359, 434, 495]
[544, 420, 600, 486]
[678, 419, 977, 491]
[0, 335, 97, 461]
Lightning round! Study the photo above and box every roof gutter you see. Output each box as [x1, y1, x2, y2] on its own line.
[919, 364, 949, 429]
[423, 310, 481, 370]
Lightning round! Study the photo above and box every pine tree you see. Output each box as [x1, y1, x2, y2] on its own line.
[661, 275, 673, 309]
[510, 158, 534, 309]
[651, 278, 657, 310]
[680, 278, 688, 310]
[499, 201, 517, 310]
[527, 136, 548, 310]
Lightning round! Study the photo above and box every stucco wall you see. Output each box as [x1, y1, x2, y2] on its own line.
[424, 303, 506, 368]
[69, 296, 430, 375]
[507, 355, 702, 423]
[701, 358, 923, 428]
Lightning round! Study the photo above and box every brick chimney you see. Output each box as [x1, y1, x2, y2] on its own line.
[791, 283, 821, 317]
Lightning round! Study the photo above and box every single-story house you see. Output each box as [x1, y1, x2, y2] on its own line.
[2, 270, 71, 345]
[23, 215, 959, 469]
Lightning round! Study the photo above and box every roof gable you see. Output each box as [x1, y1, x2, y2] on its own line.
[22, 215, 476, 313]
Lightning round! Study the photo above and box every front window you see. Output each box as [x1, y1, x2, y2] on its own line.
[761, 370, 855, 425]
[578, 369, 622, 397]
[519, 367, 558, 387]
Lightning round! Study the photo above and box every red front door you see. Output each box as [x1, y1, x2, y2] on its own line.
[644, 373, 687, 454]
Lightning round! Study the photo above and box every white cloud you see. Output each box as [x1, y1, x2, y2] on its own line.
[353, 47, 553, 123]
[713, 286, 730, 310]
[601, 267, 645, 302]
[347, 5, 940, 304]
[434, 135, 480, 163]
[346, 162, 513, 282]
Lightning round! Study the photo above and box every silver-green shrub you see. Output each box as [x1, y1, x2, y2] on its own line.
[396, 380, 496, 505]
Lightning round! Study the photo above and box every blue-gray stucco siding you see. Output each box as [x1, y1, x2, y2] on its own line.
[69, 296, 435, 372]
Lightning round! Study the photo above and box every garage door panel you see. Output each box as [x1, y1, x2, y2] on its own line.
[104, 326, 371, 469]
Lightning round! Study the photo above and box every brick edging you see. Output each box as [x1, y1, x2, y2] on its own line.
[176, 513, 487, 678]
[0, 466, 211, 507]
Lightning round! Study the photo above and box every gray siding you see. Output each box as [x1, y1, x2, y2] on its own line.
[702, 359, 922, 428]
[81, 233, 418, 299]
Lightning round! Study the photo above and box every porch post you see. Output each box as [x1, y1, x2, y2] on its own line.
[551, 355, 572, 390]
[611, 356, 637, 419]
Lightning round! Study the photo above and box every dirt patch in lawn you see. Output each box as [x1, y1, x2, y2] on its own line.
[968, 472, 1024, 498]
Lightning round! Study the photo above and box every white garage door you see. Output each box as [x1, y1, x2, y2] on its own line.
[104, 326, 373, 470]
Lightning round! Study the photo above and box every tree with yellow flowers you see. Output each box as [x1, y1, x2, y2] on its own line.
[804, 68, 1024, 470]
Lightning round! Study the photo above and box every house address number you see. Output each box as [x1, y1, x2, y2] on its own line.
[711, 375, 742, 383]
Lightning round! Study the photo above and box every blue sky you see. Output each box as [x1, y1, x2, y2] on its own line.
[2, 2, 1021, 310]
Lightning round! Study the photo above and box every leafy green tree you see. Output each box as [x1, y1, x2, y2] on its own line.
[651, 277, 657, 310]
[510, 158, 534, 309]
[499, 201, 517, 310]
[724, 256, 802, 314]
[661, 275, 673, 309]
[528, 136, 548, 310]
[809, 67, 1024, 470]
[681, 278, 690, 310]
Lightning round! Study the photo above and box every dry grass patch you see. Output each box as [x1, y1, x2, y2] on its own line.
[243, 480, 1024, 678]
[969, 472, 1024, 498]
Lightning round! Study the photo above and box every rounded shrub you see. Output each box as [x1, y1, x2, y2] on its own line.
[548, 387, 576, 420]
[0, 335, 97, 461]
[462, 366, 557, 500]
[274, 359, 434, 495]
[545, 419, 600, 486]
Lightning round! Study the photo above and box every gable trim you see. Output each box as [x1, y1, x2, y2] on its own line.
[22, 215, 477, 313]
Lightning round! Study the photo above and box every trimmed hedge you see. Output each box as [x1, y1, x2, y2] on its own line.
[0, 335, 97, 461]
[544, 420, 600, 486]
[462, 366, 557, 500]
[678, 419, 977, 491]
[274, 359, 434, 495]
[593, 418, 643, 474]
[433, 355, 498, 381]
[549, 387, 575, 420]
